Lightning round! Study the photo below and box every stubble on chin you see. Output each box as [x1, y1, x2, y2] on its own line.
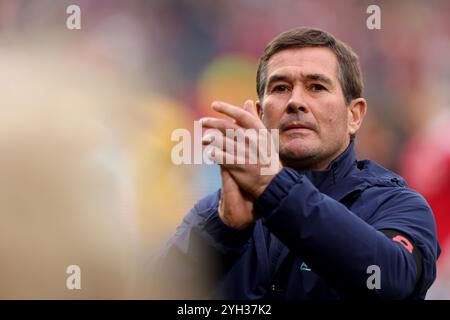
[278, 140, 319, 170]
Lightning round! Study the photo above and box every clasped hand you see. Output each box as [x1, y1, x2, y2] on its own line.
[200, 100, 281, 229]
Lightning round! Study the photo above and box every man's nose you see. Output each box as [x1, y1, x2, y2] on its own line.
[286, 87, 308, 113]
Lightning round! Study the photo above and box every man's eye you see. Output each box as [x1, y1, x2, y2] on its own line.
[272, 85, 289, 92]
[310, 83, 326, 91]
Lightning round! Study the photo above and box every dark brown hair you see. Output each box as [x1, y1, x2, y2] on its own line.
[256, 27, 363, 105]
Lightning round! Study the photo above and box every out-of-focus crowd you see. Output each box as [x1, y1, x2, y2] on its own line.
[0, 0, 448, 298]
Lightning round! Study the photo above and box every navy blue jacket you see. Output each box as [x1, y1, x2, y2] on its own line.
[160, 142, 440, 299]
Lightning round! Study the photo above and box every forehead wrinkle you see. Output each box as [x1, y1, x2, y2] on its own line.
[265, 47, 339, 84]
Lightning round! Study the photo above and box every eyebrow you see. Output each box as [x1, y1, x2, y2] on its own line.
[305, 73, 334, 87]
[266, 75, 289, 90]
[266, 73, 334, 90]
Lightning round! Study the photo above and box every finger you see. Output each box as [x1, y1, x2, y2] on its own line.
[211, 101, 262, 129]
[202, 132, 225, 148]
[200, 117, 241, 134]
[206, 146, 223, 164]
[201, 128, 222, 145]
[204, 134, 255, 165]
[205, 136, 237, 165]
[243, 99, 259, 118]
[207, 147, 242, 167]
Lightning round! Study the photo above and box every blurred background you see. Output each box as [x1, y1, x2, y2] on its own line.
[0, 0, 448, 299]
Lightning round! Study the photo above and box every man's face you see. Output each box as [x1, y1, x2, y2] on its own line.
[257, 47, 354, 170]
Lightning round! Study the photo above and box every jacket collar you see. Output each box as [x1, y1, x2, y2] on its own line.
[300, 140, 357, 191]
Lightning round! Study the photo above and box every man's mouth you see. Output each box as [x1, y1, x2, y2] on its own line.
[281, 121, 314, 133]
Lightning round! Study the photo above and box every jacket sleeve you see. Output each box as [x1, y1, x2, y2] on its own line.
[152, 190, 254, 298]
[253, 167, 439, 299]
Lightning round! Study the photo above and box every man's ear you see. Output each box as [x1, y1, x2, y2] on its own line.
[256, 100, 263, 120]
[347, 98, 367, 136]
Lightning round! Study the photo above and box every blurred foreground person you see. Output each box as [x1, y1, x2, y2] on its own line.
[0, 43, 137, 299]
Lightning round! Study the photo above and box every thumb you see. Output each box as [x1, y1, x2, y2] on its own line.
[220, 166, 234, 190]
